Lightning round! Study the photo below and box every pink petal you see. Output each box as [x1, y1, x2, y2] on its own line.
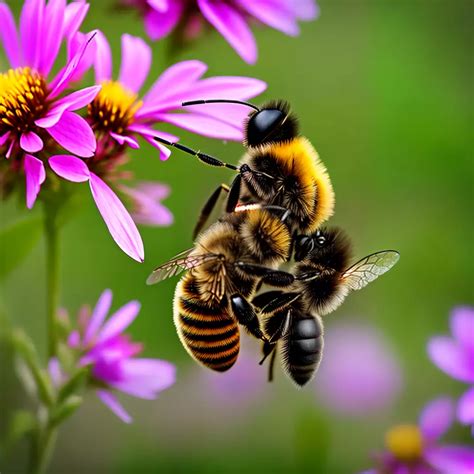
[155, 112, 243, 141]
[64, 1, 89, 39]
[97, 300, 141, 343]
[197, 0, 257, 64]
[46, 111, 96, 158]
[118, 34, 151, 93]
[20, 0, 45, 69]
[144, 1, 183, 41]
[293, 0, 320, 20]
[67, 330, 81, 348]
[84, 289, 113, 345]
[93, 30, 112, 83]
[0, 3, 21, 67]
[66, 32, 96, 84]
[39, 0, 66, 75]
[20, 132, 43, 153]
[48, 154, 90, 182]
[24, 154, 46, 209]
[147, 0, 169, 12]
[130, 181, 170, 200]
[96, 390, 132, 423]
[126, 125, 177, 160]
[6, 138, 16, 159]
[110, 359, 176, 399]
[0, 132, 11, 147]
[36, 85, 101, 128]
[428, 336, 474, 384]
[458, 386, 474, 427]
[49, 30, 97, 99]
[48, 357, 63, 387]
[419, 397, 454, 442]
[109, 132, 140, 149]
[451, 306, 474, 352]
[88, 173, 145, 262]
[141, 60, 207, 108]
[237, 0, 300, 36]
[140, 134, 172, 161]
[425, 445, 474, 474]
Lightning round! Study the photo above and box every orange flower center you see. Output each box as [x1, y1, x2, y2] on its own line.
[385, 424, 424, 462]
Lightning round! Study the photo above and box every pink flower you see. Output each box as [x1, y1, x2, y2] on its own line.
[123, 0, 319, 64]
[67, 289, 176, 423]
[428, 306, 474, 436]
[89, 32, 267, 159]
[314, 322, 403, 416]
[0, 0, 99, 204]
[363, 398, 474, 474]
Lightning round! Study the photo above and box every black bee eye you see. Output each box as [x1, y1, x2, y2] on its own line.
[316, 236, 326, 246]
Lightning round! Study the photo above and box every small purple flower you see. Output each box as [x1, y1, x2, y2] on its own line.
[88, 32, 267, 159]
[363, 398, 474, 474]
[123, 0, 319, 64]
[314, 322, 403, 416]
[0, 0, 99, 206]
[67, 289, 176, 423]
[428, 306, 474, 435]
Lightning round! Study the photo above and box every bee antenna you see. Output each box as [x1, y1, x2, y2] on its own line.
[182, 99, 261, 112]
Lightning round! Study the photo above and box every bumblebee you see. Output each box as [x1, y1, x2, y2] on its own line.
[147, 208, 294, 371]
[154, 99, 335, 239]
[254, 227, 400, 386]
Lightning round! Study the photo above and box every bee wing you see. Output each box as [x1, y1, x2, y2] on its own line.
[342, 250, 400, 291]
[146, 248, 220, 285]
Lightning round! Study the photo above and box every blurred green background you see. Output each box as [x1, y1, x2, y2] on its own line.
[1, 0, 473, 472]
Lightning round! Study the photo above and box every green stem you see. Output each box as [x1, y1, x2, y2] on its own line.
[44, 204, 60, 359]
[29, 424, 58, 474]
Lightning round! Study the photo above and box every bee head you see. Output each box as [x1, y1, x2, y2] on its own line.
[294, 228, 352, 271]
[245, 100, 298, 148]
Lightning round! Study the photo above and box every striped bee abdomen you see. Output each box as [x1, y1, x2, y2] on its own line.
[281, 311, 324, 387]
[173, 276, 240, 372]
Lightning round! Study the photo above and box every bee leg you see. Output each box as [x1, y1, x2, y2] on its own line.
[234, 262, 295, 288]
[193, 184, 229, 239]
[268, 349, 277, 382]
[225, 174, 242, 213]
[259, 342, 278, 382]
[260, 293, 300, 315]
[230, 294, 266, 341]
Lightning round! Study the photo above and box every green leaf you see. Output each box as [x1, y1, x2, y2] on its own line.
[3, 410, 36, 450]
[0, 216, 42, 281]
[49, 395, 82, 427]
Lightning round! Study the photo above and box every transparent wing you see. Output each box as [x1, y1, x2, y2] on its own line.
[342, 250, 400, 291]
[146, 248, 220, 285]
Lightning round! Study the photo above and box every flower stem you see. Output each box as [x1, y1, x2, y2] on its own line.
[44, 203, 60, 359]
[29, 424, 58, 474]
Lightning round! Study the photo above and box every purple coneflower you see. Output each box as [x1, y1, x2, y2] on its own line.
[363, 398, 474, 474]
[121, 0, 319, 64]
[428, 306, 474, 436]
[314, 322, 403, 416]
[0, 0, 99, 206]
[67, 289, 176, 423]
[88, 31, 267, 159]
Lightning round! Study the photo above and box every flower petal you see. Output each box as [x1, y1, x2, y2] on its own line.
[450, 306, 474, 352]
[66, 31, 97, 84]
[20, 132, 43, 153]
[20, 0, 45, 69]
[126, 125, 177, 160]
[49, 30, 97, 99]
[425, 445, 474, 474]
[96, 390, 132, 423]
[155, 112, 243, 141]
[293, 0, 320, 20]
[147, 0, 169, 12]
[46, 111, 96, 158]
[0, 3, 21, 67]
[197, 0, 257, 64]
[141, 60, 207, 108]
[67, 330, 81, 348]
[428, 336, 474, 383]
[144, 1, 183, 41]
[0, 132, 11, 147]
[110, 358, 176, 399]
[118, 34, 151, 93]
[36, 85, 101, 128]
[48, 154, 90, 182]
[97, 300, 141, 343]
[24, 154, 45, 209]
[84, 289, 113, 345]
[237, 0, 300, 36]
[88, 173, 145, 262]
[419, 397, 454, 442]
[109, 132, 140, 149]
[458, 386, 474, 427]
[39, 0, 66, 75]
[64, 1, 89, 39]
[93, 30, 112, 83]
[48, 357, 63, 387]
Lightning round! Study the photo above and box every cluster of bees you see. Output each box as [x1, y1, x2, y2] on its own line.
[148, 99, 399, 387]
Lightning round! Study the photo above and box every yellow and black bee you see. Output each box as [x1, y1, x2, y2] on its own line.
[254, 227, 400, 386]
[154, 99, 335, 240]
[147, 208, 294, 371]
